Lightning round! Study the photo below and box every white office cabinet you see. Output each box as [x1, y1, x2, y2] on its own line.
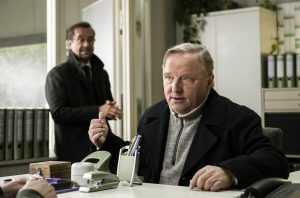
[263, 88, 300, 112]
[177, 7, 277, 116]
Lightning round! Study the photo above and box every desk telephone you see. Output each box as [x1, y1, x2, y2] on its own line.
[72, 151, 120, 193]
[240, 177, 300, 198]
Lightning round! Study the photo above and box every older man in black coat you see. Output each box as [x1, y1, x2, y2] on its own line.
[88, 43, 289, 191]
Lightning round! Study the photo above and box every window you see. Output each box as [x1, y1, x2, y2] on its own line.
[0, 43, 47, 107]
[0, 0, 47, 108]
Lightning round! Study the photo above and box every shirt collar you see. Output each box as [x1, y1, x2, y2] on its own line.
[81, 61, 91, 68]
[170, 88, 211, 119]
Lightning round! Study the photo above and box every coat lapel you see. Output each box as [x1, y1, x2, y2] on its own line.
[142, 103, 170, 180]
[181, 124, 218, 176]
[181, 89, 225, 176]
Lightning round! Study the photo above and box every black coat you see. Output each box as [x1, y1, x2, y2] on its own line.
[102, 89, 289, 188]
[45, 52, 113, 163]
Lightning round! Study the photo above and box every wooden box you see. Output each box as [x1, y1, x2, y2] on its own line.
[29, 161, 71, 179]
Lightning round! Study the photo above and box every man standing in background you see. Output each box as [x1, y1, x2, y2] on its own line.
[45, 21, 122, 163]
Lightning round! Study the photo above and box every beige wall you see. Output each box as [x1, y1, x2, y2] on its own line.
[0, 0, 46, 38]
[149, 0, 176, 104]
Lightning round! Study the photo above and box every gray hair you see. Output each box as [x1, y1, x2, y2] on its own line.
[162, 43, 214, 73]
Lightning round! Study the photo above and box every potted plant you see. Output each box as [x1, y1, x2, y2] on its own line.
[175, 0, 277, 43]
[174, 0, 241, 43]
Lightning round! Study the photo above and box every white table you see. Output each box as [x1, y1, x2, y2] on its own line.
[57, 182, 242, 198]
[2, 171, 300, 198]
[289, 170, 300, 183]
[0, 176, 241, 198]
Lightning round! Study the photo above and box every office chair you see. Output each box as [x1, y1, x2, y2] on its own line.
[262, 127, 300, 172]
[262, 127, 283, 150]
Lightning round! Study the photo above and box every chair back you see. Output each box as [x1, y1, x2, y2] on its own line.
[262, 127, 283, 150]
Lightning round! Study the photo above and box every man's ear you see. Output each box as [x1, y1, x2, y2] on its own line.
[208, 73, 214, 87]
[66, 39, 72, 49]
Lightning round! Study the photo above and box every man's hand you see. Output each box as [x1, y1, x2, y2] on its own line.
[88, 112, 109, 148]
[99, 100, 123, 120]
[1, 179, 27, 198]
[189, 165, 235, 191]
[19, 179, 56, 198]
[1, 176, 56, 198]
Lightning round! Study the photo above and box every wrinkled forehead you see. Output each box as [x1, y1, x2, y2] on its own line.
[163, 53, 207, 73]
[73, 27, 95, 37]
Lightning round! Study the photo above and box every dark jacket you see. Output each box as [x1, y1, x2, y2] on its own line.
[0, 188, 42, 198]
[45, 52, 113, 163]
[102, 89, 289, 188]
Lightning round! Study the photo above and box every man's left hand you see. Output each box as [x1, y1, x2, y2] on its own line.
[189, 165, 235, 191]
[99, 100, 123, 120]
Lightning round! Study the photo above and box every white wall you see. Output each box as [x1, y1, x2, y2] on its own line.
[82, 0, 114, 91]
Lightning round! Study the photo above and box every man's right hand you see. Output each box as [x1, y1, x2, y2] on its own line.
[88, 112, 109, 149]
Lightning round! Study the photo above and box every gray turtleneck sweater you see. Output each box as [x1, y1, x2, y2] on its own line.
[159, 95, 208, 185]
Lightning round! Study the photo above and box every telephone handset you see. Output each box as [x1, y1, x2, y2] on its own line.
[81, 150, 111, 171]
[240, 177, 300, 198]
